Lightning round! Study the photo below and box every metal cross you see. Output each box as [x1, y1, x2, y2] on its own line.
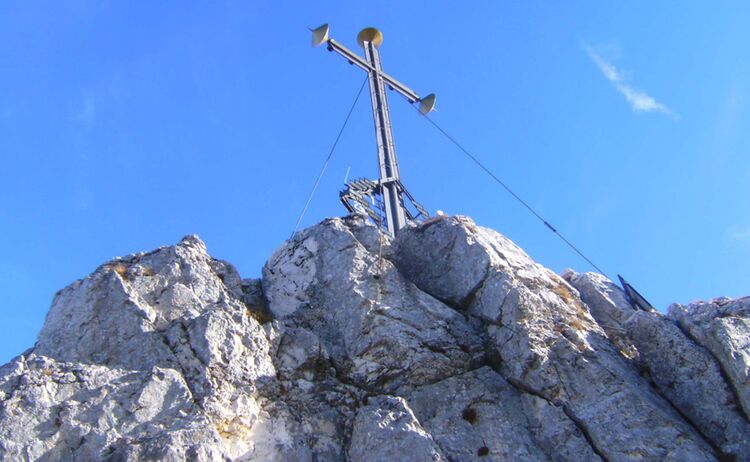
[312, 24, 436, 237]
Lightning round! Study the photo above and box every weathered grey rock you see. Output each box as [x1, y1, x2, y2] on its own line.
[2, 236, 277, 461]
[0, 354, 228, 461]
[262, 216, 485, 392]
[240, 383, 360, 462]
[36, 235, 254, 370]
[406, 367, 601, 462]
[560, 268, 640, 361]
[1, 215, 748, 461]
[669, 297, 750, 419]
[566, 271, 750, 459]
[349, 396, 444, 462]
[393, 216, 717, 461]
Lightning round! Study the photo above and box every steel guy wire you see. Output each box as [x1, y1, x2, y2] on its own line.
[290, 77, 368, 238]
[417, 110, 609, 277]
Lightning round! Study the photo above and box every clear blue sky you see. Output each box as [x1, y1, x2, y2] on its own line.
[1, 2, 748, 363]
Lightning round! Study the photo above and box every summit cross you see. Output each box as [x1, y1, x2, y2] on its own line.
[312, 24, 436, 237]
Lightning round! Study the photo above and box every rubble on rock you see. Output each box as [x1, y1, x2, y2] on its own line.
[1, 215, 748, 461]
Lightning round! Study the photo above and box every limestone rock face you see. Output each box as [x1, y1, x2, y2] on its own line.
[565, 271, 750, 459]
[0, 215, 748, 461]
[348, 396, 445, 462]
[262, 217, 485, 393]
[2, 235, 275, 461]
[394, 217, 717, 461]
[668, 297, 750, 419]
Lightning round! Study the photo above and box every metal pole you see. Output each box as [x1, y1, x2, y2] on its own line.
[362, 40, 406, 236]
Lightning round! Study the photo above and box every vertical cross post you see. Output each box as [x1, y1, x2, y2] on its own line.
[312, 24, 436, 237]
[359, 30, 406, 236]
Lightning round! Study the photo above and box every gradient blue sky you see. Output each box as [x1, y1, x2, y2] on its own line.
[1, 2, 749, 363]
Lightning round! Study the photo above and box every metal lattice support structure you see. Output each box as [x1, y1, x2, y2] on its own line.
[312, 24, 436, 237]
[339, 178, 429, 233]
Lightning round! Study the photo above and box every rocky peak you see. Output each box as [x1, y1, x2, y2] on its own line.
[0, 215, 748, 461]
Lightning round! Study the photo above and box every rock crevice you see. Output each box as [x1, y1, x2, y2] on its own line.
[565, 270, 750, 459]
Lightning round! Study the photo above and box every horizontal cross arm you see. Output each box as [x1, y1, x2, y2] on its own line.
[379, 71, 420, 104]
[327, 38, 371, 73]
[326, 39, 421, 104]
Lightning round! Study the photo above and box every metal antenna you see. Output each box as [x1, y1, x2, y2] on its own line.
[312, 24, 436, 237]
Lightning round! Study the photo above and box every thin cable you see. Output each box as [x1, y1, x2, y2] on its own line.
[291, 78, 368, 238]
[419, 111, 608, 276]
